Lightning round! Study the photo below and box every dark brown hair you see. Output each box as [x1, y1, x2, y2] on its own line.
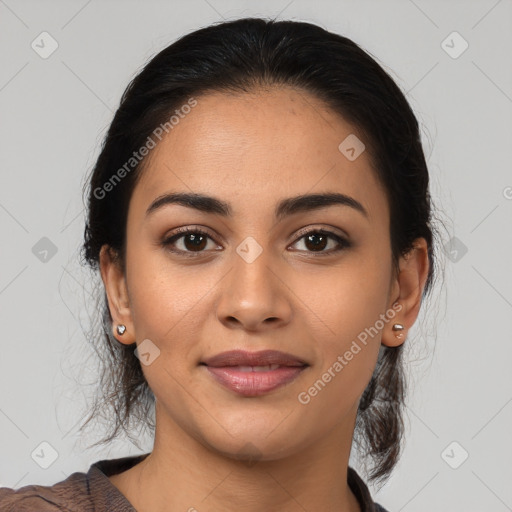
[79, 17, 441, 485]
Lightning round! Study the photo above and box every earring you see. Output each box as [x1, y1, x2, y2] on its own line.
[392, 323, 405, 340]
[116, 324, 126, 335]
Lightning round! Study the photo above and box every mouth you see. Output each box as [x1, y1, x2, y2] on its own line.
[200, 350, 309, 396]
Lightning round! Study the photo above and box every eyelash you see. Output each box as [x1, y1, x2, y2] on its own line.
[161, 226, 351, 258]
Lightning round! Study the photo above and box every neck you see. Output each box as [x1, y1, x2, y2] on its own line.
[110, 402, 362, 512]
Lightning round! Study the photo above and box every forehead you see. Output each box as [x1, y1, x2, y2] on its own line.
[130, 87, 388, 224]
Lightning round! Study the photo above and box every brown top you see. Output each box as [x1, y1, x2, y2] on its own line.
[0, 453, 389, 511]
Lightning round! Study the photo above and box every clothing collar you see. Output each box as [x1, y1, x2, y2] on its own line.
[90, 453, 381, 511]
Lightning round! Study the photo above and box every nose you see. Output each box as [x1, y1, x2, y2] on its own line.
[215, 243, 292, 332]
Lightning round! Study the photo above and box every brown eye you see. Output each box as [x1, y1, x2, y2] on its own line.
[291, 229, 350, 255]
[179, 232, 208, 251]
[162, 227, 350, 258]
[162, 227, 219, 256]
[304, 232, 329, 251]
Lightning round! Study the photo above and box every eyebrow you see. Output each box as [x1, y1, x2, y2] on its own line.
[145, 191, 368, 221]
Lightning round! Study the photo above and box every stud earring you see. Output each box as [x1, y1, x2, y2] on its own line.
[116, 324, 126, 335]
[392, 323, 405, 340]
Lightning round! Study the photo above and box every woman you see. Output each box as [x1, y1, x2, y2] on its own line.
[0, 17, 438, 511]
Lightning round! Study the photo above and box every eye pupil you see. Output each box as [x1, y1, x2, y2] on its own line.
[305, 233, 328, 251]
[184, 233, 207, 251]
[164, 228, 346, 257]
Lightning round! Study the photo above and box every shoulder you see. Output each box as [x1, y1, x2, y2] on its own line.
[0, 470, 91, 512]
[0, 488, 64, 511]
[347, 466, 391, 512]
[0, 453, 149, 512]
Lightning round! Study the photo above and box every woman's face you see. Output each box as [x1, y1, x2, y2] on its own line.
[105, 87, 407, 460]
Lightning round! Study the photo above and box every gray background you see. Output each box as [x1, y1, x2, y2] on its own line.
[1, 0, 511, 510]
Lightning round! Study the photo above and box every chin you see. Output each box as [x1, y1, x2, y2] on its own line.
[196, 417, 305, 463]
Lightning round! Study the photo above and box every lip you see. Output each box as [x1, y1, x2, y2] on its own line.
[201, 349, 308, 367]
[200, 350, 309, 397]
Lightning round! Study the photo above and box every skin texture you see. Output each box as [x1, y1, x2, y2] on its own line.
[100, 87, 430, 512]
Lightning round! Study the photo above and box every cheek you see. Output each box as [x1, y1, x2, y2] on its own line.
[296, 291, 384, 422]
[301, 255, 391, 400]
[125, 255, 211, 408]
[309, 253, 391, 341]
[126, 247, 212, 339]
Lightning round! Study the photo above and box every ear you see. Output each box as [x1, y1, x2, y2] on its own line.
[99, 244, 135, 345]
[382, 237, 430, 348]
